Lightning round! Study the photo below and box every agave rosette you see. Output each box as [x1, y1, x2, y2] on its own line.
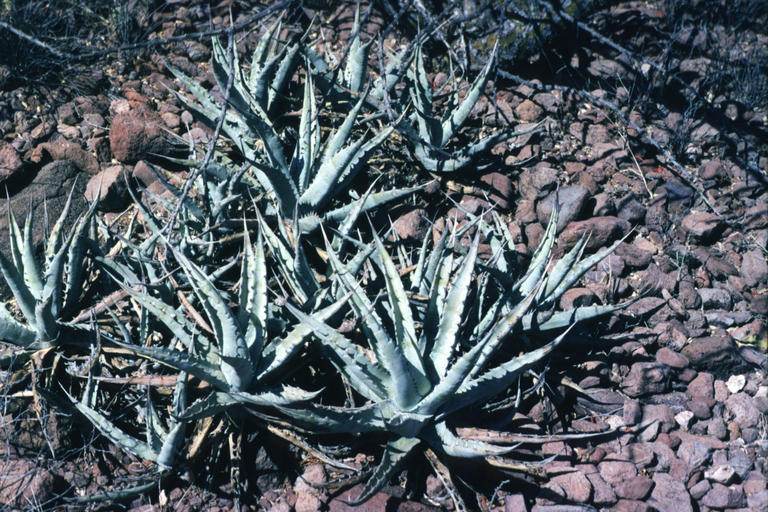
[401, 41, 542, 173]
[165, 20, 420, 235]
[279, 207, 632, 503]
[0, 190, 95, 350]
[97, 226, 341, 427]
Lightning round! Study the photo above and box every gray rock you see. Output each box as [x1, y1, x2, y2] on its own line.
[294, 464, 327, 512]
[621, 444, 655, 469]
[704, 310, 736, 328]
[677, 441, 712, 471]
[85, 165, 131, 212]
[515, 99, 543, 122]
[701, 483, 746, 509]
[649, 472, 693, 512]
[642, 404, 677, 433]
[328, 483, 393, 512]
[585, 472, 617, 506]
[707, 418, 728, 440]
[613, 499, 652, 512]
[686, 399, 713, 420]
[109, 108, 172, 163]
[705, 465, 737, 485]
[730, 319, 767, 344]
[533, 93, 560, 113]
[615, 242, 653, 269]
[643, 442, 677, 472]
[616, 196, 647, 224]
[698, 159, 727, 180]
[546, 471, 593, 503]
[638, 420, 661, 442]
[30, 139, 100, 173]
[598, 460, 637, 486]
[706, 255, 738, 279]
[656, 347, 689, 369]
[665, 178, 694, 201]
[624, 400, 643, 426]
[559, 287, 597, 310]
[516, 199, 538, 223]
[698, 288, 732, 310]
[559, 216, 630, 251]
[689, 479, 711, 500]
[536, 186, 589, 232]
[530, 505, 595, 512]
[727, 449, 754, 480]
[390, 208, 430, 242]
[590, 192, 615, 216]
[678, 279, 701, 308]
[747, 490, 768, 512]
[639, 264, 679, 295]
[480, 172, 514, 210]
[518, 164, 559, 200]
[622, 362, 672, 397]
[680, 336, 740, 372]
[745, 204, 768, 230]
[628, 296, 667, 318]
[505, 494, 528, 512]
[0, 458, 58, 509]
[614, 476, 654, 500]
[725, 392, 762, 428]
[688, 372, 715, 400]
[741, 249, 768, 287]
[680, 211, 725, 244]
[526, 222, 546, 253]
[0, 140, 23, 183]
[131, 159, 158, 187]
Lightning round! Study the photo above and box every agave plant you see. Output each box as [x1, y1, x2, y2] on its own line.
[0, 191, 95, 350]
[97, 227, 343, 425]
[166, 24, 419, 234]
[283, 209, 631, 504]
[464, 209, 633, 338]
[313, 5, 373, 97]
[71, 360, 189, 472]
[401, 42, 541, 173]
[133, 157, 251, 260]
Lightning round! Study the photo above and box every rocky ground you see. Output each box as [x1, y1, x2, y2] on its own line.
[0, 0, 766, 511]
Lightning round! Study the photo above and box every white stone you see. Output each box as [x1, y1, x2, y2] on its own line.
[705, 464, 736, 485]
[605, 415, 625, 429]
[726, 374, 746, 394]
[675, 410, 695, 430]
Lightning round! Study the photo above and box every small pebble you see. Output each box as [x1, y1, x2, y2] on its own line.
[675, 410, 695, 430]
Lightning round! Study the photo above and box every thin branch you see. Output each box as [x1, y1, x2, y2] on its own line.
[0, 1, 289, 62]
[0, 20, 70, 59]
[163, 30, 236, 238]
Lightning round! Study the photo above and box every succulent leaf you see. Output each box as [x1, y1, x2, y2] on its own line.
[439, 42, 497, 146]
[326, 239, 427, 409]
[430, 421, 514, 457]
[0, 303, 36, 347]
[21, 208, 44, 300]
[429, 233, 479, 377]
[0, 245, 38, 326]
[286, 301, 388, 402]
[348, 436, 420, 505]
[73, 401, 162, 467]
[172, 246, 253, 391]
